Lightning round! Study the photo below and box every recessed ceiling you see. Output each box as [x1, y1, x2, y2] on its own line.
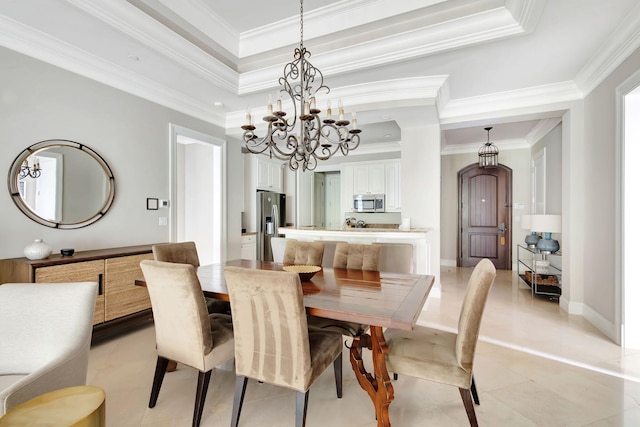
[0, 0, 638, 154]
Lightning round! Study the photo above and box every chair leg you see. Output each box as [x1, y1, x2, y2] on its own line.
[231, 376, 248, 427]
[295, 390, 309, 427]
[193, 370, 212, 427]
[149, 356, 169, 408]
[333, 352, 343, 398]
[459, 388, 479, 427]
[470, 375, 480, 405]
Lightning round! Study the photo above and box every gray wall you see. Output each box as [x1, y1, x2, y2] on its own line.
[0, 46, 242, 260]
[580, 45, 640, 326]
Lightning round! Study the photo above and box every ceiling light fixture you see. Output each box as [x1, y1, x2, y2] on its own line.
[240, 0, 361, 171]
[478, 126, 499, 168]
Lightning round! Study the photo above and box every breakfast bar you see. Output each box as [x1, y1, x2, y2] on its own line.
[278, 226, 433, 275]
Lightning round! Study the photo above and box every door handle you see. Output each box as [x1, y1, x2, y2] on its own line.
[499, 222, 506, 233]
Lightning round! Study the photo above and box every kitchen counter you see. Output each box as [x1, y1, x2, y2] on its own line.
[278, 227, 433, 274]
[280, 226, 430, 234]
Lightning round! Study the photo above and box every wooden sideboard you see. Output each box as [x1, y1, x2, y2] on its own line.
[0, 244, 161, 341]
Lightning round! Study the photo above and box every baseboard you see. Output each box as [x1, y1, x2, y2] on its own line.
[582, 304, 618, 344]
[441, 259, 456, 267]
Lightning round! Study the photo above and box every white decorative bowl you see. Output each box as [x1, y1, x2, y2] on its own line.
[24, 239, 52, 260]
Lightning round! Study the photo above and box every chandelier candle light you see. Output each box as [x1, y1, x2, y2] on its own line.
[241, 0, 361, 171]
[19, 157, 41, 179]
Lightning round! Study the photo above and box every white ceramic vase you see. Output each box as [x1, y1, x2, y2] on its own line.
[24, 239, 52, 260]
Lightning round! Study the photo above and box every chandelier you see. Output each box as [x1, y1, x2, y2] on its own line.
[478, 126, 499, 168]
[241, 0, 361, 172]
[19, 158, 42, 179]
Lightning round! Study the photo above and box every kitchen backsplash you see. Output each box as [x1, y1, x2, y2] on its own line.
[343, 212, 401, 225]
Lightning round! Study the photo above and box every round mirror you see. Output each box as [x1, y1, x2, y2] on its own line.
[8, 140, 115, 229]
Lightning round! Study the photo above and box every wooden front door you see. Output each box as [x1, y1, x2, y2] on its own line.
[458, 164, 512, 269]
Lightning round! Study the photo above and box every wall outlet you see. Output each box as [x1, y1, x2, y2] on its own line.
[159, 217, 168, 226]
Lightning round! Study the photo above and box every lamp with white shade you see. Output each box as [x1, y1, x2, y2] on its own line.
[530, 214, 561, 253]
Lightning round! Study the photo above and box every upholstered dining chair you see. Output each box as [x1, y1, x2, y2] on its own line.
[315, 240, 346, 268]
[0, 281, 98, 416]
[308, 242, 383, 336]
[373, 242, 414, 274]
[152, 242, 230, 315]
[223, 266, 343, 427]
[140, 260, 235, 427]
[384, 258, 496, 426]
[282, 240, 325, 266]
[332, 242, 381, 271]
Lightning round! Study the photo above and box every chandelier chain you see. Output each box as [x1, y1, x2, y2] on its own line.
[300, 0, 304, 50]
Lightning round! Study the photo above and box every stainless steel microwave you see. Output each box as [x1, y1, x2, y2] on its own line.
[353, 194, 385, 213]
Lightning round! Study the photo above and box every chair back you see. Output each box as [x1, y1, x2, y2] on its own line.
[152, 242, 200, 268]
[270, 237, 292, 263]
[333, 243, 381, 271]
[282, 241, 324, 266]
[455, 258, 496, 371]
[316, 240, 346, 268]
[373, 243, 414, 273]
[0, 282, 97, 414]
[140, 260, 213, 370]
[224, 266, 311, 392]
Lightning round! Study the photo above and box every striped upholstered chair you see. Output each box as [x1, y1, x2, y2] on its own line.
[224, 266, 343, 427]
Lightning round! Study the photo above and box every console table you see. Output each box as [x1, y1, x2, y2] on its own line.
[517, 244, 562, 298]
[0, 244, 161, 341]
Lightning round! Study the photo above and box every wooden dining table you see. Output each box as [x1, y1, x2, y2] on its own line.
[138, 258, 434, 427]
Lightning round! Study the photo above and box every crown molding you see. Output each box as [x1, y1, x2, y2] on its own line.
[441, 138, 529, 155]
[66, 0, 238, 93]
[574, 1, 640, 97]
[238, 3, 530, 94]
[154, 0, 239, 56]
[439, 81, 582, 124]
[225, 76, 447, 131]
[526, 117, 562, 145]
[239, 0, 444, 57]
[0, 13, 226, 127]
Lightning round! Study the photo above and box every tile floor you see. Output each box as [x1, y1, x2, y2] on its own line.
[87, 267, 640, 426]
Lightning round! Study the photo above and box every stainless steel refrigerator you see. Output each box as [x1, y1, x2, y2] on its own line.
[256, 190, 286, 261]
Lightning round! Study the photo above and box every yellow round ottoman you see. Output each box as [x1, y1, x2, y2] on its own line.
[0, 386, 105, 426]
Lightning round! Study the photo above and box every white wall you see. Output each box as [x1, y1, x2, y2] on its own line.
[0, 47, 241, 259]
[401, 124, 440, 282]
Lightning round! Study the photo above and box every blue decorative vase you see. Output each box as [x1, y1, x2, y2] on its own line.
[536, 232, 559, 253]
[524, 232, 540, 247]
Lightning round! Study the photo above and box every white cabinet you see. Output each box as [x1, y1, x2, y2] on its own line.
[385, 160, 401, 212]
[240, 234, 257, 260]
[256, 157, 283, 193]
[342, 159, 401, 212]
[352, 164, 385, 194]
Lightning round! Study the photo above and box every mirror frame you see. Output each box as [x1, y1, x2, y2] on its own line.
[8, 139, 116, 229]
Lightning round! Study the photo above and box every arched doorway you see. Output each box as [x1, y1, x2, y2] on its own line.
[458, 163, 512, 269]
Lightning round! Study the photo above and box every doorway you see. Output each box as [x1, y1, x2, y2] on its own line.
[312, 171, 341, 230]
[170, 124, 227, 265]
[458, 163, 512, 269]
[618, 80, 640, 348]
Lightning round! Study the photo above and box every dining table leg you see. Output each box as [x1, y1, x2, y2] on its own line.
[350, 325, 394, 427]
